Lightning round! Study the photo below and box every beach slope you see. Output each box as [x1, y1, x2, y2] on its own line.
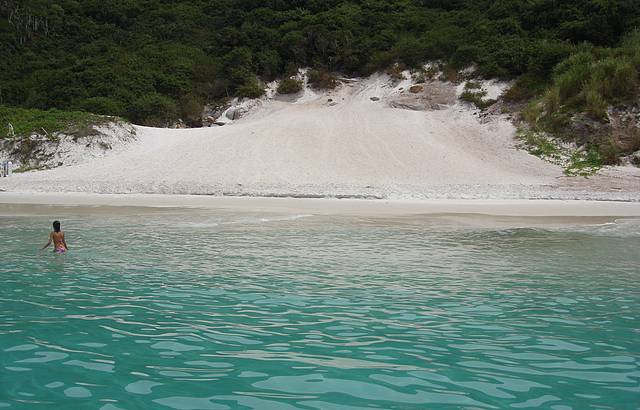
[1, 75, 638, 201]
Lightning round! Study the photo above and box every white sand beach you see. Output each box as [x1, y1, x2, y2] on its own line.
[1, 74, 639, 203]
[2, 192, 640, 218]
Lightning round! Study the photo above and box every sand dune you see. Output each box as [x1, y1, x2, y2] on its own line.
[1, 74, 638, 200]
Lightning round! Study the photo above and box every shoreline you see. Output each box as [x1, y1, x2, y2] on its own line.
[2, 192, 640, 217]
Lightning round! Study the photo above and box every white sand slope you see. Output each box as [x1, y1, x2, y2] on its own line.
[2, 74, 637, 200]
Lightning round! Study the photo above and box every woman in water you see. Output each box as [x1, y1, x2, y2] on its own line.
[41, 220, 69, 253]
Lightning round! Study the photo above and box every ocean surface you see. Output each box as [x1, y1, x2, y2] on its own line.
[1, 205, 639, 409]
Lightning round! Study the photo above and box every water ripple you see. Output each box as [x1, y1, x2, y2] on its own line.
[1, 211, 639, 409]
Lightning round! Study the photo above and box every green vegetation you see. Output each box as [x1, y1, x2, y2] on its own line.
[0, 105, 123, 168]
[413, 66, 439, 83]
[460, 90, 496, 110]
[386, 63, 407, 81]
[552, 51, 638, 116]
[521, 30, 640, 166]
[13, 165, 47, 173]
[459, 82, 497, 110]
[516, 129, 603, 176]
[517, 130, 562, 161]
[464, 81, 481, 90]
[308, 69, 338, 90]
[0, 0, 639, 157]
[565, 149, 604, 176]
[236, 77, 266, 99]
[0, 105, 110, 139]
[277, 78, 303, 95]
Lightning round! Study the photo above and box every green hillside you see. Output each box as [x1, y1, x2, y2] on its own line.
[1, 0, 639, 161]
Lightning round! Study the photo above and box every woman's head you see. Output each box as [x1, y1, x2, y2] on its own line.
[53, 220, 61, 232]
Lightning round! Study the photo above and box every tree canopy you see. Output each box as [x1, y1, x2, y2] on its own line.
[1, 0, 638, 125]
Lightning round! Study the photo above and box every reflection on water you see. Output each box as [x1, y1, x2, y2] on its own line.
[1, 209, 639, 409]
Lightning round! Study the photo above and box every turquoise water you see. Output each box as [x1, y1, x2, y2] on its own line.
[1, 206, 639, 409]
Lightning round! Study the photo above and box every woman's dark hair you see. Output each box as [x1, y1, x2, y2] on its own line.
[53, 220, 61, 232]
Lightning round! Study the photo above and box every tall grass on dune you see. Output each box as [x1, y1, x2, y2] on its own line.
[0, 106, 109, 139]
[548, 31, 640, 118]
[520, 30, 640, 168]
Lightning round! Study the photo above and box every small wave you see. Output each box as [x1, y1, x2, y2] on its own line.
[223, 214, 313, 225]
[259, 214, 314, 223]
[181, 214, 313, 228]
[614, 218, 640, 225]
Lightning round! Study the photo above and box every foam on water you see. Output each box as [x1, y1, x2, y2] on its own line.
[1, 209, 639, 409]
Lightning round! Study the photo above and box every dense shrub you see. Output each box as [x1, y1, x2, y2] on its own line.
[0, 0, 638, 126]
[307, 69, 338, 90]
[584, 88, 608, 121]
[385, 63, 407, 80]
[277, 77, 303, 94]
[180, 94, 204, 127]
[480, 37, 531, 77]
[527, 40, 573, 77]
[503, 74, 547, 102]
[589, 58, 637, 102]
[543, 88, 561, 114]
[554, 63, 591, 103]
[553, 51, 595, 77]
[598, 140, 621, 165]
[79, 97, 124, 117]
[459, 90, 496, 110]
[545, 40, 639, 115]
[521, 29, 640, 167]
[450, 45, 481, 69]
[622, 29, 640, 50]
[236, 78, 265, 99]
[128, 94, 178, 127]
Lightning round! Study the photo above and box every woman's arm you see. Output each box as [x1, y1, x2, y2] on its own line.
[41, 233, 52, 250]
[62, 233, 69, 250]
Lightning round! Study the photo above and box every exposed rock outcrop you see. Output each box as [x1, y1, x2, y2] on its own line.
[389, 82, 457, 111]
